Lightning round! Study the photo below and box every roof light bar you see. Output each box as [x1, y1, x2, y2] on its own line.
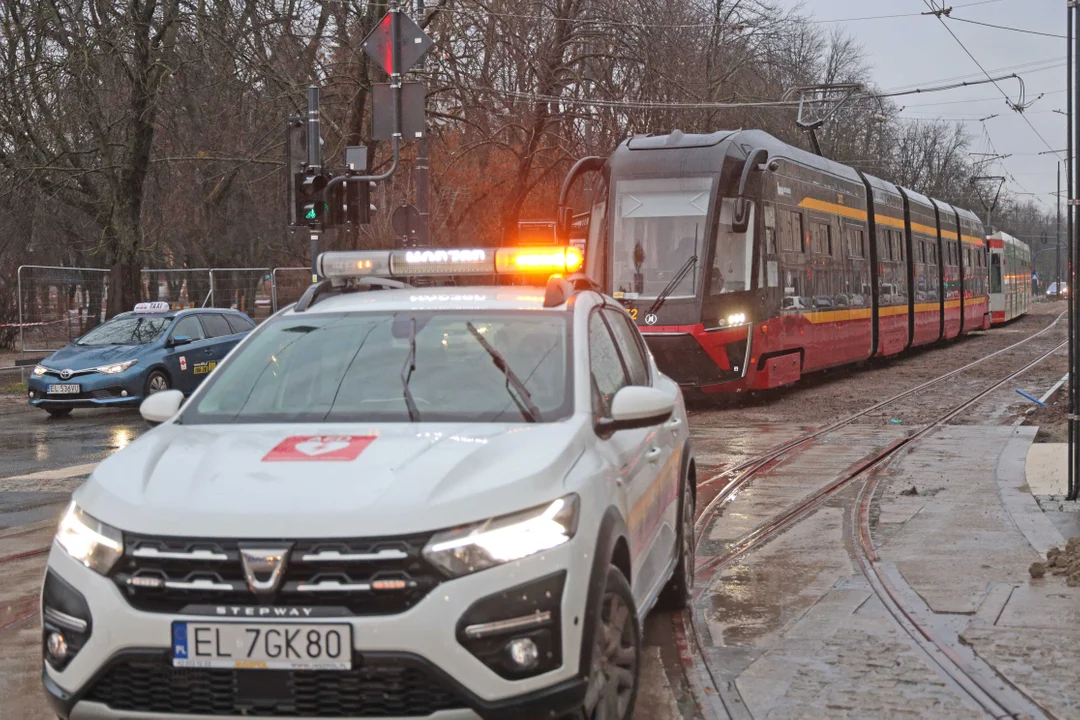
[317, 246, 585, 281]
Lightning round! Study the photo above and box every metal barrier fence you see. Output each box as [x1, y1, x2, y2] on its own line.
[14, 264, 314, 353]
[271, 267, 311, 313]
[209, 268, 272, 320]
[141, 268, 212, 308]
[16, 265, 110, 353]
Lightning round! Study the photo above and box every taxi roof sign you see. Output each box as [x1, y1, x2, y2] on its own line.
[133, 301, 171, 313]
[318, 246, 583, 281]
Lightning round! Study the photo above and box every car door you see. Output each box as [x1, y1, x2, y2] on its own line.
[602, 307, 681, 602]
[589, 308, 671, 609]
[189, 313, 239, 384]
[199, 312, 241, 365]
[164, 315, 209, 394]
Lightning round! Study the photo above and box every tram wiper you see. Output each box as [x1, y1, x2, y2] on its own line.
[647, 255, 698, 317]
[465, 321, 542, 423]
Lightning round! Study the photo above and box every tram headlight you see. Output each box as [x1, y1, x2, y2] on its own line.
[724, 312, 748, 327]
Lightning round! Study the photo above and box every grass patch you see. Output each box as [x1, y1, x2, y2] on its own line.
[0, 382, 27, 395]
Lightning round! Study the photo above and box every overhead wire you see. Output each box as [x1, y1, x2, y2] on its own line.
[919, 0, 1064, 160]
[946, 16, 1066, 39]
[448, 0, 1008, 31]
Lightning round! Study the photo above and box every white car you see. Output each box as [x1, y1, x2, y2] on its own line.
[40, 246, 695, 720]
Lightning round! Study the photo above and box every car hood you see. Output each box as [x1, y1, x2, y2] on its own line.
[45, 344, 147, 370]
[76, 421, 588, 538]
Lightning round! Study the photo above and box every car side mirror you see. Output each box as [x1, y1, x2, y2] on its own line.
[596, 386, 674, 436]
[169, 335, 192, 347]
[140, 389, 184, 426]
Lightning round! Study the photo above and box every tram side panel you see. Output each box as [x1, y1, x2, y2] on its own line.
[900, 187, 944, 347]
[989, 235, 1006, 324]
[956, 208, 990, 331]
[751, 159, 873, 387]
[934, 199, 963, 339]
[862, 175, 909, 358]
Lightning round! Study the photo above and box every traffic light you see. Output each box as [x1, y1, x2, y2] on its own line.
[347, 180, 374, 226]
[295, 170, 328, 225]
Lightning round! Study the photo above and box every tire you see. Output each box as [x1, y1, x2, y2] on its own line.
[578, 565, 641, 720]
[45, 408, 72, 418]
[144, 370, 170, 396]
[657, 465, 695, 611]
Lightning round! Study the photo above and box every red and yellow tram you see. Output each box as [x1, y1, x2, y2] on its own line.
[560, 129, 990, 393]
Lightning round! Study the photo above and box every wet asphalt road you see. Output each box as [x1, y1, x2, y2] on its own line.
[0, 405, 145, 529]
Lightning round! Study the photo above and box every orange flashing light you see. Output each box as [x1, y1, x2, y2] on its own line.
[495, 246, 584, 274]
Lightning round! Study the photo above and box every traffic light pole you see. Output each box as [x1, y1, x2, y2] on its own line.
[307, 86, 323, 279]
[1070, 0, 1078, 502]
[414, 0, 430, 248]
[316, 3, 405, 264]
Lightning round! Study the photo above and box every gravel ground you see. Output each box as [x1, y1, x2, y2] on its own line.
[688, 302, 1068, 433]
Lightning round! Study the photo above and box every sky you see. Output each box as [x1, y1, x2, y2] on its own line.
[774, 0, 1066, 224]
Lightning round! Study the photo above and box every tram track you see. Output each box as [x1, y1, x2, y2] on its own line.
[675, 316, 1067, 720]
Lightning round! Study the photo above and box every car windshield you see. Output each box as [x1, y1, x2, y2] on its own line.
[76, 316, 171, 346]
[612, 176, 712, 299]
[181, 310, 573, 424]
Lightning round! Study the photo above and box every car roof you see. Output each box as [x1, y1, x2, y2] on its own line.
[110, 307, 250, 323]
[286, 286, 572, 315]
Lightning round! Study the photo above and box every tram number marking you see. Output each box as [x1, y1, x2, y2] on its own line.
[629, 308, 638, 321]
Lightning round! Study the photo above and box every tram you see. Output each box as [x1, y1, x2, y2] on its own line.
[559, 129, 990, 393]
[987, 230, 1031, 324]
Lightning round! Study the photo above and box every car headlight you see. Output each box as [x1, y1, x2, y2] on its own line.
[55, 502, 123, 574]
[33, 365, 48, 377]
[97, 360, 137, 374]
[422, 495, 579, 577]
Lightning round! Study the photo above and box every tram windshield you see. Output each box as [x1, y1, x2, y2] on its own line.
[612, 177, 712, 299]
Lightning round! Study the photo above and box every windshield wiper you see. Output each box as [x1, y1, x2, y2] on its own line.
[401, 317, 421, 422]
[647, 254, 698, 316]
[465, 322, 542, 423]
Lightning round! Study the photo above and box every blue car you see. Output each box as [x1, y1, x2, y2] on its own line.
[27, 302, 255, 417]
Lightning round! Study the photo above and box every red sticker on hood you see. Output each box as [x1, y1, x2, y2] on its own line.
[263, 436, 376, 462]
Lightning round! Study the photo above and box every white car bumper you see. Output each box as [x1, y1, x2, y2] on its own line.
[41, 519, 599, 720]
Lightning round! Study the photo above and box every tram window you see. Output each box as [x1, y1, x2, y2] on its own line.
[779, 209, 804, 253]
[811, 222, 831, 255]
[847, 228, 865, 258]
[611, 176, 711, 299]
[766, 227, 777, 255]
[782, 269, 807, 311]
[877, 232, 890, 261]
[710, 199, 755, 294]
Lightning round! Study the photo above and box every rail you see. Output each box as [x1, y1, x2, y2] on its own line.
[679, 312, 1068, 719]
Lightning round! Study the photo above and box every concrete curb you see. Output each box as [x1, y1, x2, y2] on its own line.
[994, 426, 1065, 558]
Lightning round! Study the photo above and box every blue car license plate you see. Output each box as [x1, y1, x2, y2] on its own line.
[47, 384, 80, 394]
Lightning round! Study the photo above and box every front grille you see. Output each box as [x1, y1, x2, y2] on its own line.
[85, 657, 467, 717]
[90, 387, 125, 400]
[112, 534, 442, 615]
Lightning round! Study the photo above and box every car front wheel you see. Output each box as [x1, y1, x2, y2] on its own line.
[145, 370, 170, 395]
[578, 565, 640, 720]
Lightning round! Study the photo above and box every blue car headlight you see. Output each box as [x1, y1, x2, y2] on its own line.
[95, 360, 138, 375]
[33, 365, 48, 377]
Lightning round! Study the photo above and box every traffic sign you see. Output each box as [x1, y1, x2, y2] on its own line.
[362, 11, 433, 76]
[392, 204, 421, 241]
[372, 82, 426, 140]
